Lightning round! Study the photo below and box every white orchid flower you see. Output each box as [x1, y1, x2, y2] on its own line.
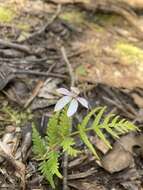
[54, 87, 88, 117]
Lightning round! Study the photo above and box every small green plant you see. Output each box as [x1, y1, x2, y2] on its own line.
[2, 106, 32, 126]
[32, 87, 138, 188]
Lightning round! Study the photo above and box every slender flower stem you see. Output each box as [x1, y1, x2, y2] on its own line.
[61, 46, 75, 190]
[61, 47, 75, 87]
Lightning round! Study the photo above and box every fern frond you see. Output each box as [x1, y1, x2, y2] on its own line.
[39, 160, 55, 188]
[125, 121, 138, 131]
[61, 137, 79, 157]
[32, 124, 47, 157]
[107, 116, 138, 134]
[46, 112, 61, 146]
[78, 124, 100, 159]
[77, 106, 138, 157]
[39, 151, 62, 188]
[80, 107, 103, 129]
[96, 127, 112, 148]
[92, 108, 138, 148]
[101, 114, 119, 138]
[77, 107, 105, 159]
[110, 116, 125, 133]
[114, 119, 128, 132]
[59, 109, 71, 136]
[47, 151, 62, 178]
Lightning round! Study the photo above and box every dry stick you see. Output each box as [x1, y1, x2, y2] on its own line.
[61, 47, 75, 190]
[68, 167, 96, 180]
[14, 69, 66, 79]
[45, 0, 81, 4]
[0, 39, 31, 54]
[24, 80, 44, 108]
[61, 47, 75, 87]
[0, 64, 67, 91]
[23, 4, 61, 42]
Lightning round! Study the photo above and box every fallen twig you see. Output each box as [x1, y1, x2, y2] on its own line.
[0, 39, 31, 54]
[68, 168, 96, 180]
[45, 0, 82, 5]
[15, 69, 67, 79]
[24, 80, 44, 109]
[61, 46, 75, 87]
[68, 155, 87, 168]
[0, 64, 67, 91]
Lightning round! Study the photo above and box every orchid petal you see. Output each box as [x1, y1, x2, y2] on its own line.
[71, 87, 80, 95]
[77, 97, 88, 108]
[67, 99, 78, 117]
[56, 88, 73, 96]
[54, 96, 72, 111]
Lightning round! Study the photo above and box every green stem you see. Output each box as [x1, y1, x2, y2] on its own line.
[70, 126, 94, 137]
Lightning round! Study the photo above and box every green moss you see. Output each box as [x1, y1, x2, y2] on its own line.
[0, 7, 15, 23]
[115, 42, 143, 64]
[2, 106, 33, 126]
[95, 13, 120, 25]
[17, 23, 31, 31]
[60, 10, 113, 30]
[76, 65, 87, 76]
[60, 10, 85, 24]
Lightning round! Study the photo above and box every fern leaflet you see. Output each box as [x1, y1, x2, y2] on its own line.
[46, 112, 61, 147]
[78, 124, 100, 159]
[32, 124, 47, 157]
[39, 151, 62, 189]
[61, 137, 79, 156]
[59, 109, 71, 136]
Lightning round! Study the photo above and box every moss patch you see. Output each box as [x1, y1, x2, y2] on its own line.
[60, 10, 110, 31]
[0, 7, 15, 23]
[2, 105, 32, 126]
[115, 42, 143, 64]
[17, 23, 31, 31]
[60, 10, 85, 24]
[94, 13, 121, 26]
[76, 65, 87, 76]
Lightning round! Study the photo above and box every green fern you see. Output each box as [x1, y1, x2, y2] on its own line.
[46, 112, 61, 147]
[32, 106, 138, 188]
[39, 151, 62, 188]
[78, 107, 138, 158]
[78, 123, 100, 159]
[78, 107, 106, 158]
[32, 125, 47, 157]
[32, 110, 74, 188]
[61, 137, 79, 156]
[59, 109, 72, 136]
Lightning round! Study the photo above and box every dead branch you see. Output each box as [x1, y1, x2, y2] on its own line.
[0, 39, 31, 54]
